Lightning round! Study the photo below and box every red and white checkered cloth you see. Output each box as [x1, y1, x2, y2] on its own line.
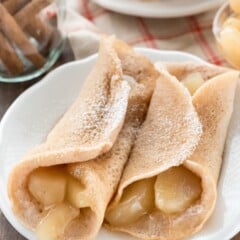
[63, 0, 227, 66]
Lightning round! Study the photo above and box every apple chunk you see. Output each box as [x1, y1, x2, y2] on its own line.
[105, 178, 155, 226]
[219, 26, 240, 69]
[36, 203, 79, 240]
[182, 72, 204, 95]
[28, 167, 67, 207]
[155, 166, 201, 214]
[66, 176, 89, 209]
[230, 0, 240, 14]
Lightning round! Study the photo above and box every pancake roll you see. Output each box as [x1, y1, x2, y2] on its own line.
[7, 36, 159, 240]
[105, 65, 239, 240]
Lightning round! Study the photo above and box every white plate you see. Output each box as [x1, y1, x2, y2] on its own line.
[0, 49, 240, 240]
[92, 0, 225, 18]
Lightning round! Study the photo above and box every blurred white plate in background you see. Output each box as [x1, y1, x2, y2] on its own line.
[93, 0, 225, 18]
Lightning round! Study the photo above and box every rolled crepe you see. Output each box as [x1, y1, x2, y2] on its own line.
[105, 66, 239, 240]
[8, 37, 159, 239]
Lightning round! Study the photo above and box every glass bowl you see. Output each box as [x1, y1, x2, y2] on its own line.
[0, 0, 66, 83]
[213, 1, 240, 69]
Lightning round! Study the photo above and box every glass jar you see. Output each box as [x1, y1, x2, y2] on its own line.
[0, 0, 66, 82]
[213, 1, 240, 69]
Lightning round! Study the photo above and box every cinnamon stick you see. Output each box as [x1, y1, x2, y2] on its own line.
[0, 31, 24, 75]
[3, 0, 29, 14]
[0, 4, 45, 68]
[24, 16, 54, 44]
[4, 0, 54, 47]
[14, 0, 54, 29]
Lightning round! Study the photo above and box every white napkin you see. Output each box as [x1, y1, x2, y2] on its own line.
[60, 2, 101, 59]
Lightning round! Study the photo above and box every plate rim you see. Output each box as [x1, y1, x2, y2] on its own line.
[0, 48, 238, 240]
[92, 0, 225, 18]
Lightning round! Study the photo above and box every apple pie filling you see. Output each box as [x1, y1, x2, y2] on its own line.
[106, 166, 202, 226]
[182, 72, 204, 95]
[28, 166, 89, 240]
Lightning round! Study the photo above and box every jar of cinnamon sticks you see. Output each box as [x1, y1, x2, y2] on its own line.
[0, 0, 66, 82]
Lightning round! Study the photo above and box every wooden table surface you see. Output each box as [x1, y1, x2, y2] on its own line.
[0, 45, 239, 240]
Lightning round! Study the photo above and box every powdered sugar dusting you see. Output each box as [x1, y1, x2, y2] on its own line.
[118, 69, 202, 192]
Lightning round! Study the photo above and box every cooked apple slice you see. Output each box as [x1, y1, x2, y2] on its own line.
[155, 166, 201, 214]
[219, 26, 240, 69]
[223, 17, 240, 31]
[105, 178, 155, 226]
[182, 72, 204, 95]
[36, 203, 79, 240]
[66, 176, 89, 209]
[28, 167, 67, 207]
[230, 0, 240, 14]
